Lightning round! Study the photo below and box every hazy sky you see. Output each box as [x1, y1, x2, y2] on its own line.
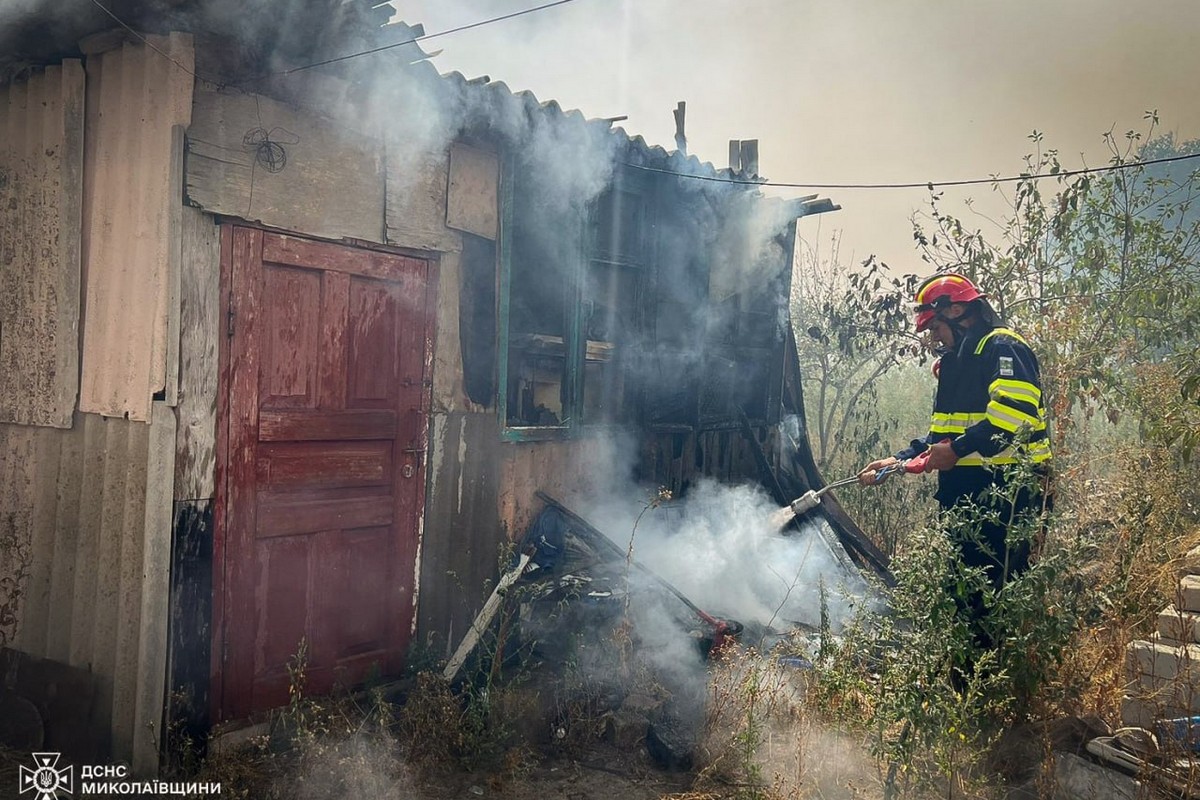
[394, 0, 1200, 274]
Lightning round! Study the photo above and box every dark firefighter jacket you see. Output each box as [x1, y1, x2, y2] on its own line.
[897, 325, 1052, 506]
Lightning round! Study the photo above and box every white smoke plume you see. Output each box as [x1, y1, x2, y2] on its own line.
[579, 477, 876, 638]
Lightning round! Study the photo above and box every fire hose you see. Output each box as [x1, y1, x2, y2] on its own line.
[771, 442, 945, 528]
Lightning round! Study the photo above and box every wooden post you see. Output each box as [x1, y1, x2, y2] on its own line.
[673, 101, 687, 154]
[442, 550, 532, 683]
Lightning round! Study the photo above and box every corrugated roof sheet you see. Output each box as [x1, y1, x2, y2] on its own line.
[430, 67, 838, 217]
[78, 34, 193, 422]
[0, 61, 85, 428]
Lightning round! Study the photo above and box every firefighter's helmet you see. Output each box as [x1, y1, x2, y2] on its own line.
[913, 273, 986, 332]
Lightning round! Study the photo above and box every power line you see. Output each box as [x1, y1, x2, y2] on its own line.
[82, 0, 1200, 195]
[235, 0, 587, 85]
[624, 151, 1200, 191]
[87, 0, 199, 78]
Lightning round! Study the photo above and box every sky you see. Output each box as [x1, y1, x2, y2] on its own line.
[392, 0, 1200, 276]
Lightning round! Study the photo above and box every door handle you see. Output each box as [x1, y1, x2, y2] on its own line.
[401, 446, 425, 479]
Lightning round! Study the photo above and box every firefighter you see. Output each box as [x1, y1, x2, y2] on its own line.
[858, 273, 1053, 640]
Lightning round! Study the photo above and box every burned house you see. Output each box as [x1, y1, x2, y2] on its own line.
[0, 0, 882, 774]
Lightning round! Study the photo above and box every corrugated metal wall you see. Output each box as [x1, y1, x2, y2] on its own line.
[79, 33, 193, 422]
[0, 35, 193, 774]
[0, 61, 85, 428]
[0, 405, 175, 773]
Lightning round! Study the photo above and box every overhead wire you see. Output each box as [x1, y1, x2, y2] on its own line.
[86, 0, 585, 88]
[623, 151, 1200, 192]
[87, 0, 200, 79]
[84, 0, 1200, 194]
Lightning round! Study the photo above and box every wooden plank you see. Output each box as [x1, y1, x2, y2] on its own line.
[175, 208, 221, 501]
[164, 126, 185, 407]
[90, 418, 130, 748]
[384, 138, 459, 252]
[222, 226, 263, 721]
[262, 232, 420, 283]
[47, 416, 85, 663]
[415, 411, 505, 655]
[186, 85, 385, 244]
[209, 225, 234, 723]
[112, 416, 150, 763]
[737, 409, 786, 505]
[164, 499, 213, 768]
[55, 61, 85, 423]
[443, 550, 531, 682]
[257, 441, 392, 489]
[445, 142, 499, 240]
[317, 271, 350, 410]
[69, 414, 107, 667]
[255, 490, 394, 538]
[133, 400, 177, 775]
[18, 428, 64, 656]
[1, 425, 36, 650]
[258, 408, 396, 441]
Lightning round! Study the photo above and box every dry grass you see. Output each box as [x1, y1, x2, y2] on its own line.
[187, 688, 411, 800]
[161, 435, 1200, 800]
[689, 649, 883, 800]
[1040, 446, 1200, 726]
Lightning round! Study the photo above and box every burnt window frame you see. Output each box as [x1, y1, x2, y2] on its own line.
[496, 156, 651, 441]
[579, 169, 653, 427]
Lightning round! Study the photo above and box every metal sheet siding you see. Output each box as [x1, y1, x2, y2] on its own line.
[0, 61, 85, 428]
[78, 34, 193, 422]
[0, 407, 175, 771]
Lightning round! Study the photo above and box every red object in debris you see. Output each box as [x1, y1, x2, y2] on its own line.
[698, 611, 743, 658]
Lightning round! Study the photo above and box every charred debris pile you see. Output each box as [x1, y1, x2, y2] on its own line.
[439, 487, 882, 769]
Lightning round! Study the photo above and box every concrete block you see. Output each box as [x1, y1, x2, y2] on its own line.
[1180, 545, 1200, 578]
[1125, 638, 1200, 682]
[1158, 604, 1200, 644]
[1179, 575, 1200, 613]
[1051, 751, 1138, 800]
[1120, 694, 1189, 729]
[1128, 671, 1200, 715]
[1121, 695, 1157, 729]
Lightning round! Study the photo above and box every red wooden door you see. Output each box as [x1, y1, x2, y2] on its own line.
[218, 227, 434, 720]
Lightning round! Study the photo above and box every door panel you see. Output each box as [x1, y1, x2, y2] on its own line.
[220, 227, 433, 720]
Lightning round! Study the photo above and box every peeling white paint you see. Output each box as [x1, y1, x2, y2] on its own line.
[415, 413, 447, 637]
[428, 413, 447, 496]
[411, 513, 424, 637]
[456, 419, 468, 514]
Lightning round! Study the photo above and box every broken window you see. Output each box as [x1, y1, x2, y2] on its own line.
[502, 169, 574, 430]
[581, 181, 650, 424]
[498, 161, 649, 437]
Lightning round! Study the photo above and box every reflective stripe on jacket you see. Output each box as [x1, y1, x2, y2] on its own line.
[932, 326, 1052, 467]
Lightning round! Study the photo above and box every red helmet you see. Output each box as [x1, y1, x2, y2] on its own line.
[913, 273, 986, 332]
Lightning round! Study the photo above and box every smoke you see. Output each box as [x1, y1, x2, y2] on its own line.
[292, 733, 416, 800]
[581, 478, 875, 638]
[0, 0, 41, 20]
[759, 717, 884, 798]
